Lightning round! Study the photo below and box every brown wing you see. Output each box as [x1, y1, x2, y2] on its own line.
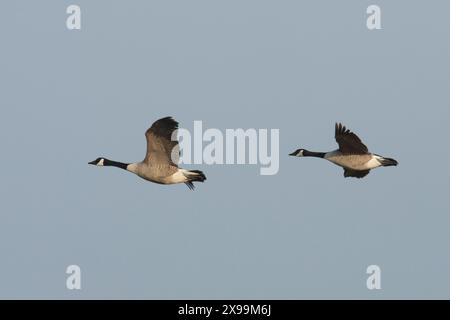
[343, 168, 370, 178]
[335, 123, 369, 155]
[144, 117, 180, 165]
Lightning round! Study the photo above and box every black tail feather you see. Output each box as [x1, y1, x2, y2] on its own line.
[380, 157, 398, 167]
[183, 170, 207, 190]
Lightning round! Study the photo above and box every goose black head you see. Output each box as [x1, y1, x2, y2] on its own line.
[289, 149, 305, 157]
[88, 157, 106, 166]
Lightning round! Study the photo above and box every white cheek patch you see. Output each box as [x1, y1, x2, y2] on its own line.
[97, 159, 104, 166]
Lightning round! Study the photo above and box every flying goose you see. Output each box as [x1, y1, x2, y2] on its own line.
[89, 117, 206, 190]
[289, 123, 398, 178]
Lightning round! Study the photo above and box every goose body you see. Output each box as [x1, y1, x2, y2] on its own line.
[290, 123, 398, 178]
[89, 117, 206, 190]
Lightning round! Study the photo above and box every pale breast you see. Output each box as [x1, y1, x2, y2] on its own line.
[134, 162, 178, 183]
[325, 153, 373, 170]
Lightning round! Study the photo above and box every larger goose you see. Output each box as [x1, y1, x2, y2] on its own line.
[289, 123, 398, 178]
[89, 117, 206, 190]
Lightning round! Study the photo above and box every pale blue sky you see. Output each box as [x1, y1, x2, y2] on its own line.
[0, 0, 449, 299]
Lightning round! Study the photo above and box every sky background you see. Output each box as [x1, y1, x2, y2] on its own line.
[0, 0, 449, 299]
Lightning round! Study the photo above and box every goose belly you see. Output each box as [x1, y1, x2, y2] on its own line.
[132, 163, 178, 184]
[325, 153, 379, 170]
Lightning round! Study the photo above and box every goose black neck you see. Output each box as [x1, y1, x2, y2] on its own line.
[104, 159, 129, 170]
[304, 150, 326, 158]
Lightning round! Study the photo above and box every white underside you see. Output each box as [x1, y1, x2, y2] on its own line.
[324, 151, 383, 170]
[364, 156, 383, 169]
[168, 169, 190, 184]
[126, 163, 188, 184]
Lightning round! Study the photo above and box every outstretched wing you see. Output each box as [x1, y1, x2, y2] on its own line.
[335, 123, 369, 155]
[144, 117, 180, 165]
[343, 168, 370, 178]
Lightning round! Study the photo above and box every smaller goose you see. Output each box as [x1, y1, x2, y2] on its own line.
[89, 117, 206, 190]
[289, 123, 398, 178]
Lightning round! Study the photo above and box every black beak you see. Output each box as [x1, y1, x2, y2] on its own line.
[88, 160, 96, 165]
[289, 151, 297, 156]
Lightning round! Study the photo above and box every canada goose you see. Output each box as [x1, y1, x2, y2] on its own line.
[289, 123, 398, 178]
[89, 117, 206, 190]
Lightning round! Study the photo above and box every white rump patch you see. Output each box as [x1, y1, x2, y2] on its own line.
[169, 169, 189, 184]
[365, 155, 383, 169]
